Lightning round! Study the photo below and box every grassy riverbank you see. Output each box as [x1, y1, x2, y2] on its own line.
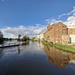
[42, 40, 75, 53]
[42, 40, 53, 46]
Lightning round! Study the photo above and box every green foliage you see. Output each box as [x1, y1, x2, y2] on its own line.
[42, 40, 75, 53]
[0, 38, 4, 44]
[42, 40, 53, 46]
[0, 31, 3, 38]
[22, 35, 29, 41]
[18, 34, 21, 41]
[31, 37, 36, 42]
[0, 31, 4, 44]
[54, 44, 75, 53]
[18, 34, 21, 38]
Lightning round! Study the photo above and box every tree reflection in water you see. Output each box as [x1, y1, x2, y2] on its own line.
[17, 41, 29, 54]
[18, 46, 21, 54]
[0, 48, 4, 60]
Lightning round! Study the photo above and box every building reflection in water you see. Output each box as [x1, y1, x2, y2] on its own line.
[44, 45, 75, 69]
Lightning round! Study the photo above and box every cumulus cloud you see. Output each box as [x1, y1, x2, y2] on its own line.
[60, 6, 75, 27]
[1, 6, 75, 38]
[64, 16, 75, 27]
[46, 6, 75, 27]
[46, 16, 75, 27]
[0, 25, 47, 38]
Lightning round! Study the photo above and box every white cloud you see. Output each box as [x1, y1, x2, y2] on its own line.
[59, 6, 75, 19]
[45, 18, 62, 24]
[59, 6, 75, 27]
[46, 6, 75, 28]
[46, 16, 75, 27]
[64, 16, 75, 27]
[1, 6, 75, 38]
[0, 25, 47, 38]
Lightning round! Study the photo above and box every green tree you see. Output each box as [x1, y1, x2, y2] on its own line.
[18, 34, 21, 41]
[31, 37, 36, 41]
[0, 31, 4, 44]
[0, 31, 3, 38]
[22, 35, 29, 41]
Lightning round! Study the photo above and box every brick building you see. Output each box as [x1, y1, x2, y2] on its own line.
[44, 22, 69, 44]
[68, 28, 75, 35]
[44, 24, 54, 42]
[68, 27, 75, 43]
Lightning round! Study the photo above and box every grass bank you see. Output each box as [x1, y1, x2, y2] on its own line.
[42, 40, 53, 46]
[42, 40, 75, 53]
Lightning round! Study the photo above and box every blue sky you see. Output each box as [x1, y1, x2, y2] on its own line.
[0, 0, 75, 38]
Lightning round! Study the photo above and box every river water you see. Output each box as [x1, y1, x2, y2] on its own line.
[0, 41, 75, 75]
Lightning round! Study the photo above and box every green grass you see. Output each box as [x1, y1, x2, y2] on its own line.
[42, 40, 53, 46]
[42, 40, 75, 53]
[54, 44, 75, 53]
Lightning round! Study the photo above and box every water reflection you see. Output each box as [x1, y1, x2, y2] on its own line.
[0, 41, 29, 56]
[0, 41, 75, 75]
[44, 45, 75, 68]
[0, 48, 4, 60]
[21, 41, 29, 45]
[17, 46, 21, 54]
[0, 41, 47, 75]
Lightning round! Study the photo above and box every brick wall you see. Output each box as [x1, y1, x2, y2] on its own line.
[44, 22, 69, 44]
[68, 28, 75, 35]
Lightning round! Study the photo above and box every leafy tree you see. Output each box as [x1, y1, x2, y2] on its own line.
[22, 35, 29, 41]
[0, 31, 3, 38]
[18, 34, 21, 41]
[0, 31, 4, 44]
[31, 37, 36, 41]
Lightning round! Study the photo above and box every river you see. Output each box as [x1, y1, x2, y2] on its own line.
[0, 41, 75, 75]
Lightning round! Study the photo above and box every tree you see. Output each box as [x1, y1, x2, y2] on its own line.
[0, 31, 4, 44]
[18, 34, 21, 41]
[31, 37, 36, 41]
[22, 35, 29, 41]
[0, 31, 3, 38]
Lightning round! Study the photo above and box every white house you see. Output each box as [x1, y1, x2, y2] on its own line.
[35, 34, 44, 41]
[39, 34, 44, 41]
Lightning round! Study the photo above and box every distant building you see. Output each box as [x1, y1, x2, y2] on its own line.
[44, 22, 70, 44]
[34, 34, 44, 41]
[39, 34, 44, 41]
[34, 35, 40, 41]
[68, 28, 75, 35]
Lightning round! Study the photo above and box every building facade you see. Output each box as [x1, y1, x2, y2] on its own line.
[35, 34, 44, 41]
[68, 28, 75, 44]
[44, 22, 70, 44]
